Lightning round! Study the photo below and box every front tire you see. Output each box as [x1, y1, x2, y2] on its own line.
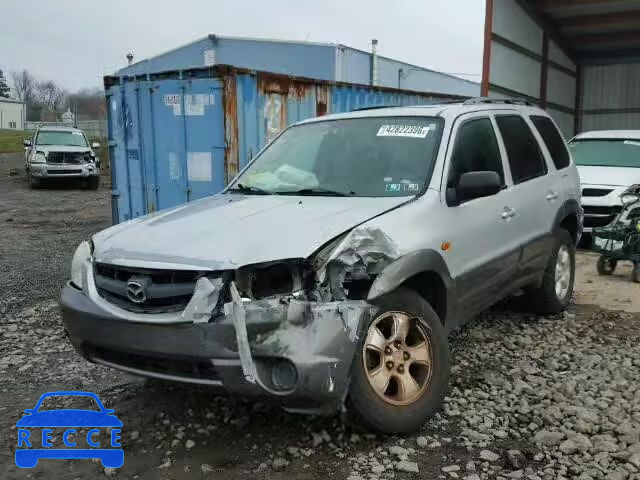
[523, 229, 575, 315]
[346, 288, 449, 434]
[27, 170, 40, 189]
[597, 256, 617, 275]
[87, 176, 100, 190]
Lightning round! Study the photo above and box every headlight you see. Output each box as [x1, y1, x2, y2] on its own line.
[31, 152, 46, 163]
[71, 241, 92, 290]
[622, 194, 639, 206]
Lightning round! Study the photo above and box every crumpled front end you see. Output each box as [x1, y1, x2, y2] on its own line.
[61, 224, 402, 412]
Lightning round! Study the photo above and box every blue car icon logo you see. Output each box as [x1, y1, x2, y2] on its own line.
[15, 391, 123, 468]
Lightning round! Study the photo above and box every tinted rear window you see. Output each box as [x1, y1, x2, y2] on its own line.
[530, 116, 570, 170]
[495, 115, 547, 184]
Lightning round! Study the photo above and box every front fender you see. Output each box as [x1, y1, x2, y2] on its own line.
[367, 249, 454, 301]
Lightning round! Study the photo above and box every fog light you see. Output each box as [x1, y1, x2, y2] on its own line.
[271, 360, 298, 391]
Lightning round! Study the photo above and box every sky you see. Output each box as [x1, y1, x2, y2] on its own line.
[2, 0, 485, 93]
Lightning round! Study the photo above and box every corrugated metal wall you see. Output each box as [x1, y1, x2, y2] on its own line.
[485, 0, 577, 137]
[106, 69, 458, 224]
[580, 63, 640, 132]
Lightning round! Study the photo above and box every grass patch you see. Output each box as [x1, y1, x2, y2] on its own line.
[0, 129, 30, 154]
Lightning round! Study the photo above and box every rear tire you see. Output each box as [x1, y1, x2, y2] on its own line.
[523, 229, 575, 315]
[346, 287, 449, 434]
[597, 256, 617, 276]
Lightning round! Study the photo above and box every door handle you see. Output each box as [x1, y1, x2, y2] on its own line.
[546, 191, 559, 201]
[501, 207, 516, 220]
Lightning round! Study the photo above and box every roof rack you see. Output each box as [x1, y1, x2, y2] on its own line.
[351, 105, 401, 112]
[462, 97, 536, 106]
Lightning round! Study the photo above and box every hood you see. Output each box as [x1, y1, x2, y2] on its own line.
[578, 165, 640, 187]
[37, 145, 92, 154]
[93, 194, 410, 270]
[16, 410, 123, 427]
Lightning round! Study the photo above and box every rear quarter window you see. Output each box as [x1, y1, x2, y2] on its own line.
[530, 116, 570, 170]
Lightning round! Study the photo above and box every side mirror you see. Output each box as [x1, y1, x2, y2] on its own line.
[23, 139, 32, 147]
[452, 171, 502, 205]
[91, 142, 100, 149]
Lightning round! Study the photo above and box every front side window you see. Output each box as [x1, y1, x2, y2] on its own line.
[569, 139, 640, 168]
[229, 117, 444, 197]
[530, 115, 570, 170]
[36, 130, 88, 147]
[447, 117, 504, 190]
[496, 115, 547, 184]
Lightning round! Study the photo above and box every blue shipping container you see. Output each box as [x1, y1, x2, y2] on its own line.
[105, 65, 465, 224]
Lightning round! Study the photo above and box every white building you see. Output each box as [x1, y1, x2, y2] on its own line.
[0, 98, 26, 130]
[61, 108, 75, 124]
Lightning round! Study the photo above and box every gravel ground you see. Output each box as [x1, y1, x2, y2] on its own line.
[1, 152, 639, 480]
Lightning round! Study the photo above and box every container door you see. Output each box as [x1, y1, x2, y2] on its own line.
[148, 79, 189, 211]
[183, 78, 225, 201]
[106, 87, 126, 224]
[123, 82, 146, 219]
[107, 85, 145, 223]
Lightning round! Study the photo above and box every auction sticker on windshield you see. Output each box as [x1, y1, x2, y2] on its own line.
[377, 125, 432, 138]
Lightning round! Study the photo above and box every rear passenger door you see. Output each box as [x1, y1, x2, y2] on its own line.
[441, 114, 521, 313]
[493, 114, 555, 279]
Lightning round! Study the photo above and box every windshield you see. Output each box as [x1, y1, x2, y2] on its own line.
[229, 116, 443, 197]
[36, 130, 88, 147]
[569, 139, 640, 168]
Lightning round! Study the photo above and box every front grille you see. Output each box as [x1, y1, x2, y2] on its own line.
[47, 151, 91, 164]
[88, 345, 219, 381]
[583, 205, 623, 216]
[583, 205, 622, 228]
[47, 169, 82, 175]
[94, 263, 205, 313]
[582, 188, 613, 197]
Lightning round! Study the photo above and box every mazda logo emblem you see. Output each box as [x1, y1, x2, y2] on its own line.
[126, 280, 147, 304]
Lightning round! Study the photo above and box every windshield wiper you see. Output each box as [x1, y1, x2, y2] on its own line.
[278, 187, 355, 197]
[227, 183, 274, 195]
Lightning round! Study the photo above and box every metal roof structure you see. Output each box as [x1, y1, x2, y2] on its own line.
[115, 34, 480, 97]
[520, 0, 640, 62]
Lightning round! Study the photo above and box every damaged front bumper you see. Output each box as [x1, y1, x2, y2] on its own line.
[30, 162, 99, 178]
[61, 279, 374, 414]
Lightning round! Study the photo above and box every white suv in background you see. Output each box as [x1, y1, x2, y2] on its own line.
[569, 130, 640, 232]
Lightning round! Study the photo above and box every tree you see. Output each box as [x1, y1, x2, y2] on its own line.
[66, 88, 106, 120]
[35, 80, 66, 115]
[10, 69, 35, 104]
[0, 70, 10, 98]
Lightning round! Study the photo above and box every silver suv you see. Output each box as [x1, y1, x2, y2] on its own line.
[24, 125, 101, 189]
[61, 99, 582, 433]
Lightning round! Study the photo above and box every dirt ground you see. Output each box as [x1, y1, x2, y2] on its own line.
[1, 152, 638, 480]
[575, 250, 640, 313]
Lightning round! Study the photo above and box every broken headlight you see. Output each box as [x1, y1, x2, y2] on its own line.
[71, 240, 92, 290]
[235, 260, 307, 300]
